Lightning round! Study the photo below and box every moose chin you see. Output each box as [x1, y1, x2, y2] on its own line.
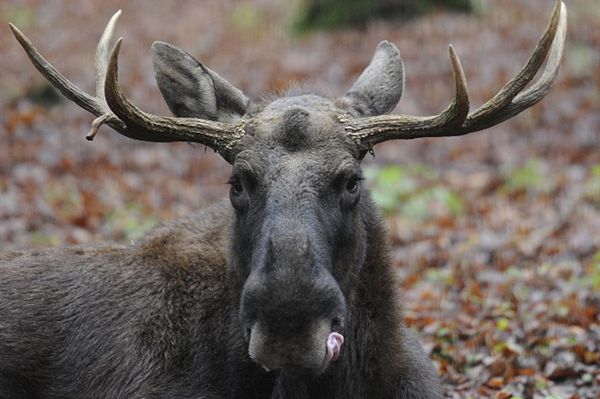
[1, 2, 566, 398]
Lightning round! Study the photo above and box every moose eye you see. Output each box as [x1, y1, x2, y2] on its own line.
[345, 177, 361, 194]
[340, 174, 362, 210]
[228, 173, 252, 212]
[228, 177, 244, 197]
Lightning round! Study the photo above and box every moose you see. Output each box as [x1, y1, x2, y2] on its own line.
[1, 2, 566, 398]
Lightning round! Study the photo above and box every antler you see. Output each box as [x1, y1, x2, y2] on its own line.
[345, 0, 567, 150]
[9, 11, 125, 138]
[9, 11, 244, 161]
[103, 39, 245, 155]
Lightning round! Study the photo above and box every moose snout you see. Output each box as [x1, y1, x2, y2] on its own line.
[240, 217, 347, 372]
[242, 281, 347, 372]
[248, 319, 344, 372]
[240, 269, 347, 372]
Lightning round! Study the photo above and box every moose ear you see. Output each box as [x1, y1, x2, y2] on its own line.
[341, 41, 404, 117]
[151, 41, 249, 122]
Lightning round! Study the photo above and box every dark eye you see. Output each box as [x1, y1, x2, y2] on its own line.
[229, 177, 244, 197]
[346, 177, 360, 194]
[228, 175, 248, 212]
[339, 174, 362, 210]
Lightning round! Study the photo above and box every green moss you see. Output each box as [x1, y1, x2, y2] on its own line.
[295, 0, 473, 32]
[365, 164, 465, 219]
[501, 159, 555, 195]
[106, 203, 158, 240]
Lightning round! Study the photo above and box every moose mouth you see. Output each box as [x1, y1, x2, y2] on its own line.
[248, 321, 344, 373]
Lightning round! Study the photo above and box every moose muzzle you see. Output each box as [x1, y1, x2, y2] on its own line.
[240, 218, 346, 372]
[248, 320, 344, 372]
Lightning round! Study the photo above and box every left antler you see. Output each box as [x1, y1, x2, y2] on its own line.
[10, 11, 125, 140]
[10, 11, 245, 161]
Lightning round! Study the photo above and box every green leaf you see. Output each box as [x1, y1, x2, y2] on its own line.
[496, 317, 510, 332]
[365, 165, 417, 213]
[502, 160, 543, 194]
[432, 187, 465, 215]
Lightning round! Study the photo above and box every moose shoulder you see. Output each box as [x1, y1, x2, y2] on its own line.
[3, 2, 566, 398]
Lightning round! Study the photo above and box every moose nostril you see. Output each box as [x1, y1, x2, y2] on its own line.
[331, 317, 343, 331]
[242, 321, 255, 341]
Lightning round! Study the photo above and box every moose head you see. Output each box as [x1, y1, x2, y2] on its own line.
[9, 1, 566, 374]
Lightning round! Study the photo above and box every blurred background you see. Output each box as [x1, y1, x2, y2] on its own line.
[1, 0, 598, 397]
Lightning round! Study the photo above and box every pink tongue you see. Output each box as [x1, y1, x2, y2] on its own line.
[325, 332, 344, 363]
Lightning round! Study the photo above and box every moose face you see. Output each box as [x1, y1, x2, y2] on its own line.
[229, 97, 367, 372]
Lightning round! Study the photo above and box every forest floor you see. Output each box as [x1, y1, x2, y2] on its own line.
[1, 0, 599, 397]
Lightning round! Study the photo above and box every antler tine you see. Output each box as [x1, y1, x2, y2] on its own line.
[103, 39, 245, 159]
[10, 11, 126, 139]
[10, 23, 104, 117]
[87, 9, 125, 140]
[95, 9, 121, 111]
[346, 0, 567, 146]
[458, 0, 566, 132]
[346, 45, 470, 149]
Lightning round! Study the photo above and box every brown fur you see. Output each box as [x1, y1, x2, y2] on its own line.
[1, 193, 441, 398]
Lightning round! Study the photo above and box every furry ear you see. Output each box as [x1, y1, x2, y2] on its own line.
[151, 41, 249, 122]
[340, 41, 404, 117]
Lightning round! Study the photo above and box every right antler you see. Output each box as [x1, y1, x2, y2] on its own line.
[9, 11, 245, 161]
[345, 0, 567, 151]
